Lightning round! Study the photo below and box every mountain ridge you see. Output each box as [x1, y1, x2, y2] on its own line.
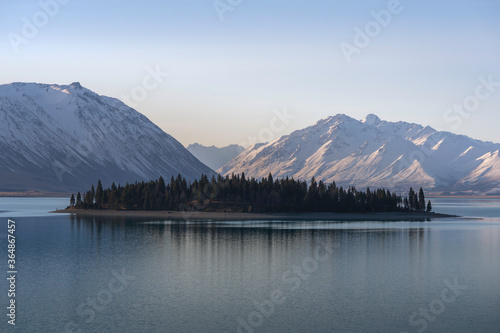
[219, 113, 500, 195]
[186, 143, 244, 170]
[0, 82, 214, 193]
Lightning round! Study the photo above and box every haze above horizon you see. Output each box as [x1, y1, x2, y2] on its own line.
[1, 0, 499, 147]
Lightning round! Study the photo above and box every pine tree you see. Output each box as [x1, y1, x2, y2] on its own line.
[83, 191, 91, 209]
[143, 192, 150, 210]
[102, 191, 108, 206]
[90, 184, 95, 205]
[426, 200, 432, 213]
[418, 188, 426, 212]
[95, 180, 103, 208]
[158, 176, 166, 193]
[306, 177, 319, 211]
[409, 188, 417, 211]
[267, 173, 273, 191]
[76, 192, 82, 207]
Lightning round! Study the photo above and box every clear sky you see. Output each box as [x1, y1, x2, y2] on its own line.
[1, 0, 499, 147]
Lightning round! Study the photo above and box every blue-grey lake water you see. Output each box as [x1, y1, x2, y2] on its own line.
[1, 197, 499, 332]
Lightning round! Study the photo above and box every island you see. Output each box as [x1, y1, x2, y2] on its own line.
[55, 173, 457, 220]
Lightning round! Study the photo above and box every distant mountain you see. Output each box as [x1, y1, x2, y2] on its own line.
[219, 114, 500, 195]
[187, 143, 244, 171]
[0, 82, 214, 193]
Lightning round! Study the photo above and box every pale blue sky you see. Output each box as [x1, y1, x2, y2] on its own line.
[1, 0, 499, 147]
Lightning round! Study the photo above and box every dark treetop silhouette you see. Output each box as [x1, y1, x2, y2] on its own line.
[69, 173, 432, 214]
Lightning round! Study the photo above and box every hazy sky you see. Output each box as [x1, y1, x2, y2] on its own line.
[1, 0, 499, 147]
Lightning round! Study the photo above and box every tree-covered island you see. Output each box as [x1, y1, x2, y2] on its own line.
[68, 173, 432, 214]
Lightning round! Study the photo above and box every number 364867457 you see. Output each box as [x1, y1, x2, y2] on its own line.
[7, 220, 16, 270]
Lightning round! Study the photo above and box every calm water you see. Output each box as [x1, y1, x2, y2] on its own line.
[1, 197, 499, 332]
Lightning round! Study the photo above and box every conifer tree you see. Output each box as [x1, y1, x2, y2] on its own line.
[90, 184, 95, 205]
[143, 192, 150, 210]
[102, 191, 108, 206]
[76, 192, 82, 207]
[418, 188, 426, 212]
[96, 180, 103, 208]
[158, 176, 166, 193]
[408, 188, 417, 211]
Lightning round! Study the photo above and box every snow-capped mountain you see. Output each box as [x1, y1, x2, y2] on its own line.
[219, 114, 500, 195]
[0, 82, 214, 193]
[187, 143, 244, 170]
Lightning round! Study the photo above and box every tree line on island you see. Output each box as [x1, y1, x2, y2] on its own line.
[69, 173, 432, 213]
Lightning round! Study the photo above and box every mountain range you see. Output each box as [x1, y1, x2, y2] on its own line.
[2, 81, 500, 196]
[0, 82, 213, 193]
[219, 114, 500, 195]
[187, 143, 244, 170]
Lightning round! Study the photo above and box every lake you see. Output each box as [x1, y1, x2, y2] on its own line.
[1, 197, 499, 332]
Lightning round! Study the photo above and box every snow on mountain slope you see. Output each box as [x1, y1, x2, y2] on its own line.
[219, 114, 500, 194]
[186, 143, 244, 171]
[0, 82, 214, 193]
[457, 150, 500, 194]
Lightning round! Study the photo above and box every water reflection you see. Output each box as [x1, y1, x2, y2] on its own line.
[9, 212, 499, 332]
[68, 215, 433, 261]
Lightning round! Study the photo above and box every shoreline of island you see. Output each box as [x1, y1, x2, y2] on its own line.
[52, 208, 459, 221]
